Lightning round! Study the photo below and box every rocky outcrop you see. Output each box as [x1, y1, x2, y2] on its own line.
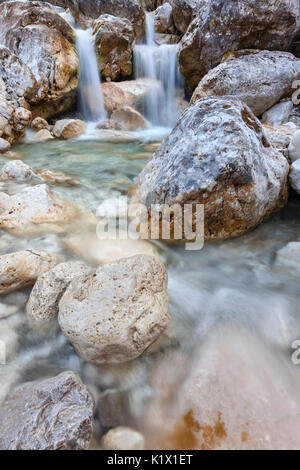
[101, 427, 145, 450]
[102, 78, 161, 113]
[289, 160, 300, 194]
[27, 261, 92, 326]
[138, 96, 289, 241]
[49, 0, 145, 38]
[0, 371, 94, 450]
[191, 51, 300, 116]
[0, 250, 64, 295]
[52, 119, 87, 139]
[111, 106, 148, 130]
[179, 0, 300, 90]
[93, 15, 135, 81]
[171, 0, 200, 34]
[154, 3, 174, 34]
[59, 255, 170, 364]
[0, 184, 95, 236]
[0, 1, 79, 120]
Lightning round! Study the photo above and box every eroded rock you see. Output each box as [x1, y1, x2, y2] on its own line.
[0, 250, 64, 295]
[154, 3, 174, 34]
[0, 371, 94, 450]
[59, 255, 170, 364]
[138, 96, 289, 241]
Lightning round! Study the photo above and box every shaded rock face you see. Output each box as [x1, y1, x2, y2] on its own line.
[171, 0, 200, 34]
[59, 255, 170, 364]
[93, 15, 135, 82]
[0, 371, 94, 450]
[191, 51, 300, 116]
[179, 0, 300, 90]
[138, 96, 289, 241]
[48, 0, 145, 38]
[0, 250, 64, 295]
[0, 1, 79, 120]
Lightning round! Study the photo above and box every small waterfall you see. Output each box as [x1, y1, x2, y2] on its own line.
[76, 29, 106, 122]
[134, 12, 183, 128]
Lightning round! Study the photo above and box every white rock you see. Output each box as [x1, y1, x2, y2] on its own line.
[262, 101, 293, 126]
[289, 159, 300, 194]
[101, 427, 145, 450]
[0, 138, 10, 153]
[288, 129, 300, 162]
[0, 250, 64, 294]
[27, 261, 93, 326]
[32, 129, 54, 142]
[58, 255, 170, 364]
[0, 160, 40, 182]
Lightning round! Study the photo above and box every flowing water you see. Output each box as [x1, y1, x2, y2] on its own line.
[134, 13, 183, 127]
[76, 28, 106, 122]
[1, 137, 300, 449]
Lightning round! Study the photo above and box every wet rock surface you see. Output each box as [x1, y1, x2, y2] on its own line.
[58, 255, 170, 364]
[0, 371, 94, 450]
[138, 96, 289, 240]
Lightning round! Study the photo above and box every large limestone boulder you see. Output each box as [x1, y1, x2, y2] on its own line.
[102, 78, 161, 113]
[0, 184, 95, 236]
[52, 119, 87, 139]
[27, 261, 92, 326]
[93, 15, 135, 81]
[138, 96, 289, 241]
[179, 0, 300, 90]
[0, 1, 79, 119]
[154, 3, 174, 34]
[111, 106, 148, 131]
[191, 51, 300, 116]
[0, 250, 64, 295]
[58, 255, 170, 364]
[0, 371, 94, 450]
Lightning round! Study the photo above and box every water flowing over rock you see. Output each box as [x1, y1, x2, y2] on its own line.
[138, 96, 289, 241]
[0, 371, 94, 450]
[101, 78, 162, 113]
[27, 261, 93, 326]
[0, 1, 79, 119]
[0, 184, 95, 236]
[179, 0, 300, 90]
[58, 255, 170, 364]
[93, 15, 135, 82]
[46, 0, 145, 39]
[0, 250, 64, 295]
[191, 51, 300, 116]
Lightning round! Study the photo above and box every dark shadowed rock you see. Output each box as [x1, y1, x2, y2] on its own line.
[93, 15, 135, 81]
[171, 0, 200, 34]
[0, 371, 94, 450]
[191, 50, 300, 116]
[179, 0, 300, 90]
[138, 96, 289, 241]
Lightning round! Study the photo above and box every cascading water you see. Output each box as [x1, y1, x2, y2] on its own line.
[76, 29, 106, 122]
[134, 12, 183, 128]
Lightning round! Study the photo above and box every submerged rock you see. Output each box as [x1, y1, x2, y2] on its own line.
[53, 119, 87, 139]
[0, 1, 79, 120]
[93, 15, 135, 81]
[111, 106, 148, 131]
[27, 261, 92, 326]
[138, 96, 289, 241]
[191, 51, 300, 116]
[101, 427, 145, 450]
[179, 0, 300, 90]
[0, 371, 94, 450]
[289, 160, 300, 194]
[59, 255, 170, 364]
[0, 250, 64, 295]
[101, 78, 161, 113]
[0, 184, 94, 236]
